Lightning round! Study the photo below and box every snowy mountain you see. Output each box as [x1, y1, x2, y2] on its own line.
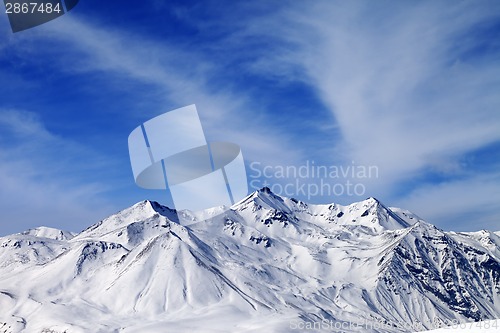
[0, 188, 498, 333]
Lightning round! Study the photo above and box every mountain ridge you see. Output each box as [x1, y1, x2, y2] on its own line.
[0, 188, 498, 332]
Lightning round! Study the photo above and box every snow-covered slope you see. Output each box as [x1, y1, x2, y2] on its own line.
[0, 188, 498, 332]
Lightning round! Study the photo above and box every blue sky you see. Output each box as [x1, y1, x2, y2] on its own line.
[0, 0, 499, 235]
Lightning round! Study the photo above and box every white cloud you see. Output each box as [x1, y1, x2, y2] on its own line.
[0, 12, 308, 235]
[26, 15, 303, 168]
[282, 2, 500, 171]
[1, 2, 498, 232]
[394, 172, 500, 232]
[236, 1, 500, 229]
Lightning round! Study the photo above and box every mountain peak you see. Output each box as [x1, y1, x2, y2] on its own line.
[0, 191, 499, 332]
[225, 188, 413, 234]
[364, 196, 381, 205]
[74, 199, 178, 241]
[20, 226, 75, 241]
[256, 186, 284, 199]
[146, 200, 179, 222]
[233, 187, 290, 213]
[260, 186, 272, 194]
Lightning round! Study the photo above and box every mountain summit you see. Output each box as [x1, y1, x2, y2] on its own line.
[0, 189, 498, 332]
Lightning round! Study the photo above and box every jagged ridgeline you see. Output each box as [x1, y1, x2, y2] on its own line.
[0, 188, 499, 332]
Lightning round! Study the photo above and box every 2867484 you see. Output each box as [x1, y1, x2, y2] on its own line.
[5, 2, 61, 14]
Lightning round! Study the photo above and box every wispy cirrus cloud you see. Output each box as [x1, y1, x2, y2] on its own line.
[24, 14, 304, 168]
[224, 1, 500, 229]
[1, 1, 498, 234]
[394, 171, 500, 231]
[0, 10, 308, 235]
